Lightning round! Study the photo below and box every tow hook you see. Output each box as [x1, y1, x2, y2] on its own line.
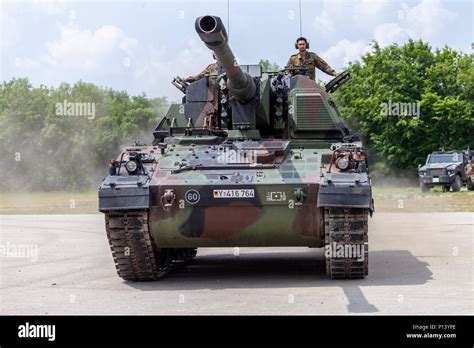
[160, 189, 176, 212]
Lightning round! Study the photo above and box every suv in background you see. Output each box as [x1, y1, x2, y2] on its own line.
[418, 150, 474, 192]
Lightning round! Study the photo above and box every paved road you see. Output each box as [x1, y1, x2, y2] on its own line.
[0, 213, 472, 315]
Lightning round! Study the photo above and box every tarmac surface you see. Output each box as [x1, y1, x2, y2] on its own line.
[0, 213, 472, 315]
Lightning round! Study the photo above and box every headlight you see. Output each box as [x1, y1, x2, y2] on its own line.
[335, 156, 349, 170]
[447, 170, 454, 175]
[125, 160, 138, 173]
[419, 171, 426, 176]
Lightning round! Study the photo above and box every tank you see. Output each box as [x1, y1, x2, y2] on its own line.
[98, 15, 374, 281]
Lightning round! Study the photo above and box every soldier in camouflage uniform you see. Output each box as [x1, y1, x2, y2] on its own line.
[466, 159, 473, 175]
[286, 37, 339, 80]
[183, 54, 219, 82]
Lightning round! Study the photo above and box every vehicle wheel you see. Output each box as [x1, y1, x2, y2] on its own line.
[420, 183, 430, 192]
[185, 248, 198, 258]
[451, 175, 462, 192]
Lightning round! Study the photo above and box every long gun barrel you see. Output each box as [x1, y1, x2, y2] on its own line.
[195, 15, 256, 102]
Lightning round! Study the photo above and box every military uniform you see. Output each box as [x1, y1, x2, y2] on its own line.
[286, 52, 337, 80]
[466, 163, 473, 175]
[185, 63, 218, 82]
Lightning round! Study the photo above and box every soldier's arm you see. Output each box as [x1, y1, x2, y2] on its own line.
[313, 53, 338, 76]
[285, 57, 293, 75]
[185, 66, 209, 82]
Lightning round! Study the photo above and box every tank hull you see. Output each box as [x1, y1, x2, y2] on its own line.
[149, 180, 324, 248]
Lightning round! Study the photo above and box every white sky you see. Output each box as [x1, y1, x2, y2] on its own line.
[1, 0, 472, 101]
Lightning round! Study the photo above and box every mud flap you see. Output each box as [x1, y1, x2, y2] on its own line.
[98, 175, 151, 211]
[317, 172, 373, 210]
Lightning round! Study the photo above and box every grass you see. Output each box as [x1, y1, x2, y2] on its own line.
[0, 185, 473, 214]
[0, 191, 98, 215]
[373, 186, 474, 212]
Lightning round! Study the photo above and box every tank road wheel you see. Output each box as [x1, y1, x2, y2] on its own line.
[451, 175, 462, 192]
[420, 182, 430, 192]
[183, 248, 198, 259]
[158, 248, 173, 267]
[324, 208, 369, 279]
[105, 210, 160, 281]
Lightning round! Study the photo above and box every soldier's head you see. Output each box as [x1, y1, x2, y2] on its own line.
[295, 37, 309, 52]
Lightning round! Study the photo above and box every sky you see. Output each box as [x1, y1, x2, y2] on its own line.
[1, 0, 472, 101]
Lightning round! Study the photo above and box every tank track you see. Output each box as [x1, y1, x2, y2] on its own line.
[105, 209, 197, 281]
[324, 207, 369, 279]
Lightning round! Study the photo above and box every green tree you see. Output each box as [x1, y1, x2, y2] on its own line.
[0, 78, 169, 191]
[259, 59, 281, 73]
[336, 40, 474, 173]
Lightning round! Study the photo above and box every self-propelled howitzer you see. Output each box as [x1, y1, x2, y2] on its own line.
[98, 15, 374, 281]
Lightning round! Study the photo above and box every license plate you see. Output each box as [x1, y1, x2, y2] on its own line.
[432, 177, 439, 183]
[213, 189, 255, 198]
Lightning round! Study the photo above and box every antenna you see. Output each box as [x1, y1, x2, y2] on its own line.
[299, 0, 302, 36]
[227, 0, 230, 37]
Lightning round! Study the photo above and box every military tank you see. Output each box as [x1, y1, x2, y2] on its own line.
[98, 15, 374, 281]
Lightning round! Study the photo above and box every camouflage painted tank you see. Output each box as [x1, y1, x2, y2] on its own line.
[98, 15, 374, 280]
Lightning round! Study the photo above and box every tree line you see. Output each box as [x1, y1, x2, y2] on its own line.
[336, 40, 473, 176]
[0, 79, 168, 191]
